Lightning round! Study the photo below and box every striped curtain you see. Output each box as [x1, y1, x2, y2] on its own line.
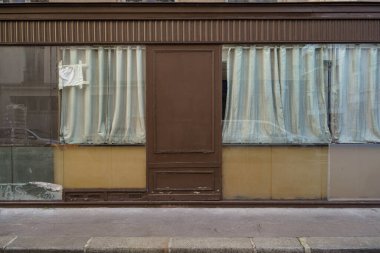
[59, 46, 145, 144]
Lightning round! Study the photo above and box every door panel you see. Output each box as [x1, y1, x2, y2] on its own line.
[147, 45, 222, 200]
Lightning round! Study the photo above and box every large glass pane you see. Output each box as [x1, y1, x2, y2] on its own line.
[0, 46, 61, 201]
[329, 44, 380, 143]
[222, 45, 331, 144]
[0, 47, 58, 146]
[222, 44, 380, 144]
[58, 46, 146, 144]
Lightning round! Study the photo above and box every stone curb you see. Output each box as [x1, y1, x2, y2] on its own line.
[0, 236, 17, 253]
[3, 236, 90, 253]
[1, 236, 380, 253]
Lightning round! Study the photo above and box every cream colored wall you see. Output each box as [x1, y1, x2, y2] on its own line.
[222, 146, 328, 200]
[54, 146, 146, 189]
[329, 144, 380, 200]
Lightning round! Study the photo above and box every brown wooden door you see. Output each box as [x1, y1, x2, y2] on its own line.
[146, 45, 222, 201]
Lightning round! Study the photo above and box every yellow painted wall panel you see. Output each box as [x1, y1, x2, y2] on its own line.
[63, 146, 111, 188]
[321, 151, 328, 199]
[53, 146, 64, 186]
[60, 144, 327, 198]
[271, 146, 327, 199]
[110, 146, 146, 189]
[62, 146, 146, 189]
[222, 146, 328, 200]
[222, 146, 271, 199]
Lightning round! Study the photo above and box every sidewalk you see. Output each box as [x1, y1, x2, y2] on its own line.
[1, 207, 380, 252]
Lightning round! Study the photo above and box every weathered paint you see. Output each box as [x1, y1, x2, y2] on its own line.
[271, 146, 328, 200]
[222, 146, 328, 200]
[55, 145, 331, 199]
[55, 146, 146, 189]
[222, 146, 272, 199]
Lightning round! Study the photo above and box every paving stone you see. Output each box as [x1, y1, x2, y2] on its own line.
[170, 237, 254, 253]
[253, 237, 303, 253]
[86, 237, 169, 253]
[4, 236, 90, 253]
[305, 237, 380, 253]
[0, 236, 17, 253]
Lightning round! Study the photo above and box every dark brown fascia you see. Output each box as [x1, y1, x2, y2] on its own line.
[1, 2, 380, 21]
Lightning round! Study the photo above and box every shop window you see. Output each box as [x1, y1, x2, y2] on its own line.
[0, 47, 60, 201]
[222, 44, 380, 144]
[58, 46, 146, 144]
[0, 47, 58, 146]
[329, 45, 380, 143]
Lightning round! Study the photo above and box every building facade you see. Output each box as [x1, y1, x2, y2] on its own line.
[0, 2, 380, 204]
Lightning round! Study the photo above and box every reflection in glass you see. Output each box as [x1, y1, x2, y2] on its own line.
[0, 47, 58, 146]
[58, 46, 146, 144]
[0, 47, 61, 201]
[222, 44, 380, 144]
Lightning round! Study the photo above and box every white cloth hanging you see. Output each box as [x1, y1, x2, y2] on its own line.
[58, 60, 84, 90]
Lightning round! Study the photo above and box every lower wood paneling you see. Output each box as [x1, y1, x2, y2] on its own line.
[64, 189, 146, 202]
[151, 169, 215, 191]
[222, 146, 328, 200]
[55, 146, 146, 189]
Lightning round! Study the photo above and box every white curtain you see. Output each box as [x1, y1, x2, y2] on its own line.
[223, 45, 331, 144]
[330, 44, 380, 143]
[59, 46, 145, 144]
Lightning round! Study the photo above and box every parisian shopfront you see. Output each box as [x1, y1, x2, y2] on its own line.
[0, 2, 380, 204]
